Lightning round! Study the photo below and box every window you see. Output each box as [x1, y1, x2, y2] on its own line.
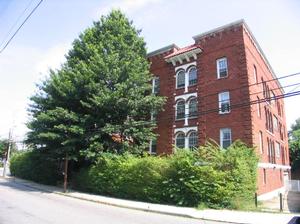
[275, 142, 280, 158]
[151, 110, 158, 122]
[217, 57, 228, 78]
[152, 77, 160, 94]
[220, 128, 232, 148]
[175, 132, 185, 148]
[253, 65, 257, 83]
[176, 100, 185, 119]
[188, 98, 197, 117]
[273, 116, 278, 131]
[149, 139, 157, 154]
[271, 91, 276, 106]
[263, 169, 267, 185]
[188, 66, 197, 86]
[259, 131, 263, 154]
[188, 131, 198, 149]
[257, 97, 261, 117]
[218, 91, 230, 114]
[176, 70, 185, 88]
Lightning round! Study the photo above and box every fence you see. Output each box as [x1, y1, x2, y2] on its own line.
[286, 180, 300, 192]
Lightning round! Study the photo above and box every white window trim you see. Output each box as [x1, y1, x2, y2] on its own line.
[218, 91, 230, 114]
[149, 140, 157, 154]
[175, 62, 198, 93]
[152, 76, 159, 94]
[187, 66, 197, 86]
[216, 57, 228, 79]
[175, 132, 186, 148]
[188, 131, 198, 149]
[174, 127, 198, 149]
[188, 97, 198, 118]
[175, 99, 185, 120]
[259, 131, 263, 154]
[176, 70, 185, 89]
[275, 142, 280, 158]
[220, 128, 232, 148]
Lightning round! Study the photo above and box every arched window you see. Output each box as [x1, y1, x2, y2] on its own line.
[188, 98, 197, 117]
[176, 132, 185, 148]
[188, 131, 198, 149]
[176, 100, 185, 119]
[188, 66, 197, 86]
[176, 70, 185, 88]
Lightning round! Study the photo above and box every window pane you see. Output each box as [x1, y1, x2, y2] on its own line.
[219, 92, 230, 113]
[188, 132, 198, 149]
[176, 133, 185, 148]
[177, 70, 185, 88]
[188, 67, 197, 86]
[220, 128, 231, 148]
[217, 58, 228, 78]
[176, 101, 185, 119]
[188, 98, 197, 117]
[151, 139, 157, 154]
[153, 78, 160, 94]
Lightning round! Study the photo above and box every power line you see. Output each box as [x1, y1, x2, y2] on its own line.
[195, 71, 300, 101]
[175, 80, 300, 112]
[0, 0, 35, 49]
[0, 0, 44, 54]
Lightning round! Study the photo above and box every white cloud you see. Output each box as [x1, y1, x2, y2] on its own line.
[35, 43, 70, 76]
[0, 43, 70, 142]
[96, 0, 162, 17]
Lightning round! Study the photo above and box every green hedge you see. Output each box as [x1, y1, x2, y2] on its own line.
[73, 141, 258, 208]
[10, 150, 62, 185]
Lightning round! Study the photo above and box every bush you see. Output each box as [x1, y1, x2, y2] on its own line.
[10, 150, 62, 185]
[73, 141, 258, 209]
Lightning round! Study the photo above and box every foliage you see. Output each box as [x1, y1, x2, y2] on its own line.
[0, 138, 17, 159]
[10, 150, 62, 185]
[289, 118, 300, 170]
[26, 10, 165, 164]
[73, 141, 258, 209]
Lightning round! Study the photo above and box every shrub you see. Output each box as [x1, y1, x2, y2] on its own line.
[10, 150, 62, 185]
[73, 140, 258, 209]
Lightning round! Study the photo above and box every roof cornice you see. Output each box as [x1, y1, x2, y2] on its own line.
[147, 44, 179, 58]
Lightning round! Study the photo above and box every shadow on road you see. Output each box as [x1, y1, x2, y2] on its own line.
[287, 191, 300, 213]
[0, 178, 49, 193]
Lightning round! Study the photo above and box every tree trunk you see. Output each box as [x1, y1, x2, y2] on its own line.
[63, 153, 68, 193]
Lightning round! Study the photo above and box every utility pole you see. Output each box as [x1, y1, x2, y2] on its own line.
[63, 152, 68, 193]
[2, 129, 12, 177]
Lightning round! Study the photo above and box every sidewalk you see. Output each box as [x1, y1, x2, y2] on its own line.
[3, 177, 299, 224]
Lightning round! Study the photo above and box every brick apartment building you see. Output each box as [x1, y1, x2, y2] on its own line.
[147, 20, 291, 199]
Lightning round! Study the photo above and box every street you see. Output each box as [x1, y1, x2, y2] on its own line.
[0, 178, 225, 224]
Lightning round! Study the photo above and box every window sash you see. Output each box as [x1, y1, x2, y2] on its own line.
[153, 78, 160, 94]
[177, 71, 185, 88]
[219, 92, 230, 113]
[220, 128, 231, 148]
[188, 99, 197, 117]
[217, 58, 228, 78]
[188, 67, 197, 86]
[176, 101, 185, 119]
[188, 132, 198, 148]
[176, 134, 185, 148]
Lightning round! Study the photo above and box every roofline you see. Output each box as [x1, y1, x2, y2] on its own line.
[242, 22, 284, 93]
[192, 19, 245, 40]
[193, 19, 283, 93]
[147, 44, 179, 58]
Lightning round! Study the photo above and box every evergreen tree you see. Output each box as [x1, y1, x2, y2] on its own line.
[26, 10, 165, 163]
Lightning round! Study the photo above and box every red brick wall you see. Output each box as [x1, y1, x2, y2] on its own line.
[242, 26, 290, 194]
[148, 22, 290, 196]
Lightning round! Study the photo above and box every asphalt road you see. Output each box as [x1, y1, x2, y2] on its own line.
[0, 178, 226, 224]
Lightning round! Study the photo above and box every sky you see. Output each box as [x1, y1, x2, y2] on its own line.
[0, 0, 299, 143]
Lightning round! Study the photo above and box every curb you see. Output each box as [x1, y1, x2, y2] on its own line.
[2, 177, 294, 224]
